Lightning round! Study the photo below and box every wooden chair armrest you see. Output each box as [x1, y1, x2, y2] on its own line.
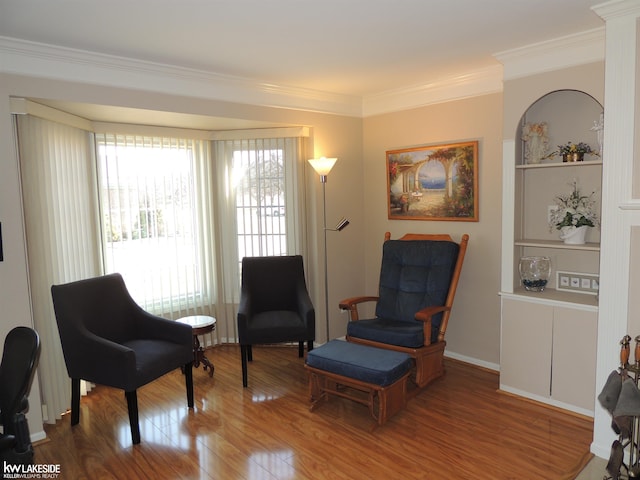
[415, 305, 451, 345]
[339, 296, 379, 321]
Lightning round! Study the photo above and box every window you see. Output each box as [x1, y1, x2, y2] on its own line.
[95, 131, 307, 317]
[213, 134, 308, 293]
[234, 139, 288, 258]
[95, 134, 211, 315]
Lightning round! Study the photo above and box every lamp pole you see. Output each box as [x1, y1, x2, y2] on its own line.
[320, 174, 330, 342]
[308, 157, 338, 343]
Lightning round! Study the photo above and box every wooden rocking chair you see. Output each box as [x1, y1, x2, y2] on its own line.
[341, 232, 469, 389]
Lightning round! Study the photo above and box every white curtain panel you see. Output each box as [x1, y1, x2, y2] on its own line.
[16, 115, 100, 424]
[94, 133, 221, 350]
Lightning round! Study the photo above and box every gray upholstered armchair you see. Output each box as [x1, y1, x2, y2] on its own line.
[237, 255, 315, 387]
[51, 273, 194, 444]
[342, 233, 469, 389]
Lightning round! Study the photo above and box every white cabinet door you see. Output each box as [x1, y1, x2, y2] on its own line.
[501, 298, 553, 398]
[551, 307, 597, 411]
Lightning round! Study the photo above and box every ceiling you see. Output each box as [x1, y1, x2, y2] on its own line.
[0, 0, 605, 97]
[0, 0, 605, 127]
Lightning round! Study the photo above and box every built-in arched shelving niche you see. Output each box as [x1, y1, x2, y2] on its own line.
[515, 89, 604, 166]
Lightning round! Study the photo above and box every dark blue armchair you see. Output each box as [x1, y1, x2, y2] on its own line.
[51, 273, 194, 444]
[342, 232, 469, 388]
[237, 255, 315, 387]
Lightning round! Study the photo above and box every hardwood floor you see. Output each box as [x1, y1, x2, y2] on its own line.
[34, 345, 593, 479]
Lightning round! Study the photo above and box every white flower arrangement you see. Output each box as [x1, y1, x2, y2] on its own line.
[548, 181, 599, 231]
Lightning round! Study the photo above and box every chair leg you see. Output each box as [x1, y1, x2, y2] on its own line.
[71, 378, 81, 426]
[247, 345, 253, 362]
[184, 361, 194, 408]
[241, 345, 249, 388]
[307, 340, 314, 352]
[298, 341, 304, 357]
[125, 390, 141, 445]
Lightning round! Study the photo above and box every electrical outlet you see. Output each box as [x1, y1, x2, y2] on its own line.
[556, 270, 599, 295]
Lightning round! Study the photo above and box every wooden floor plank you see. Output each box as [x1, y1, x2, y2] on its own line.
[33, 345, 593, 479]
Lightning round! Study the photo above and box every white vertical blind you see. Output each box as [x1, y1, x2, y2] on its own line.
[16, 115, 100, 423]
[212, 135, 308, 342]
[94, 134, 217, 321]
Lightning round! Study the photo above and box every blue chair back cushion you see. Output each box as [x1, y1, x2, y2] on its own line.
[347, 240, 459, 347]
[241, 256, 306, 314]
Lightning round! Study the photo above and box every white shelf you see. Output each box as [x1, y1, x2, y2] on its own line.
[502, 287, 599, 309]
[514, 239, 600, 251]
[516, 160, 602, 169]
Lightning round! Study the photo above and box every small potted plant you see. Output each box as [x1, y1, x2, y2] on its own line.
[550, 142, 598, 162]
[548, 181, 599, 244]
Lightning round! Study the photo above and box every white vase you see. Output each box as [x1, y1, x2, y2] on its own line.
[559, 225, 588, 244]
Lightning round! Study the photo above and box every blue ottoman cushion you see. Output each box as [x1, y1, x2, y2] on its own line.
[306, 340, 412, 387]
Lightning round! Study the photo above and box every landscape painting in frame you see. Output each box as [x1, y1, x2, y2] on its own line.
[387, 140, 478, 221]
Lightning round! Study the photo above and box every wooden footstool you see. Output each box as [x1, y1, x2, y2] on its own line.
[305, 340, 412, 426]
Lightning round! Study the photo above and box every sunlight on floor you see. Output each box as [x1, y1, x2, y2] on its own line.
[249, 451, 295, 479]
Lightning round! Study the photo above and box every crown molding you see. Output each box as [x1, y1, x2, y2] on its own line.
[494, 27, 605, 81]
[1, 35, 506, 119]
[362, 65, 503, 117]
[0, 28, 609, 120]
[0, 36, 363, 117]
[592, 0, 640, 20]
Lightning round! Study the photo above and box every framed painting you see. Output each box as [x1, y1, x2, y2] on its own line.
[387, 140, 478, 221]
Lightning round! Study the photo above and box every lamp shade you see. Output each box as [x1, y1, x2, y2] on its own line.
[308, 157, 338, 176]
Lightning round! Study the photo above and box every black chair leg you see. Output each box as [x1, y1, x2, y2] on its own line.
[307, 340, 314, 352]
[298, 341, 304, 357]
[184, 361, 194, 408]
[71, 378, 81, 426]
[247, 345, 253, 362]
[125, 390, 141, 445]
[241, 345, 249, 387]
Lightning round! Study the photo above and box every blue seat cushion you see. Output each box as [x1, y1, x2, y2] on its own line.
[306, 340, 412, 387]
[346, 318, 425, 348]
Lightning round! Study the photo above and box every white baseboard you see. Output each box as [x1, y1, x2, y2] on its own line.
[499, 383, 594, 418]
[31, 429, 47, 443]
[444, 350, 499, 372]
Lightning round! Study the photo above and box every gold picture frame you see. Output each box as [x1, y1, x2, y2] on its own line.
[387, 140, 479, 221]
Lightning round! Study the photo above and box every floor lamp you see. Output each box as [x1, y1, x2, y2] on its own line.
[308, 157, 349, 343]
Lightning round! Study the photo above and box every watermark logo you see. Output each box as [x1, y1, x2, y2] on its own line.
[2, 461, 61, 478]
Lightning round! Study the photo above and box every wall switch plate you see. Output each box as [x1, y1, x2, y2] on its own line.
[556, 270, 599, 295]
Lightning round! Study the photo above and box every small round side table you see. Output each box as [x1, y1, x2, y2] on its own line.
[177, 315, 216, 377]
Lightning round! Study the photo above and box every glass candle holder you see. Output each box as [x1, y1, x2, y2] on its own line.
[518, 256, 551, 292]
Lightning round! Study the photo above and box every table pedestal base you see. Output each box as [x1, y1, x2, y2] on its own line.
[193, 335, 214, 377]
[178, 316, 216, 378]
